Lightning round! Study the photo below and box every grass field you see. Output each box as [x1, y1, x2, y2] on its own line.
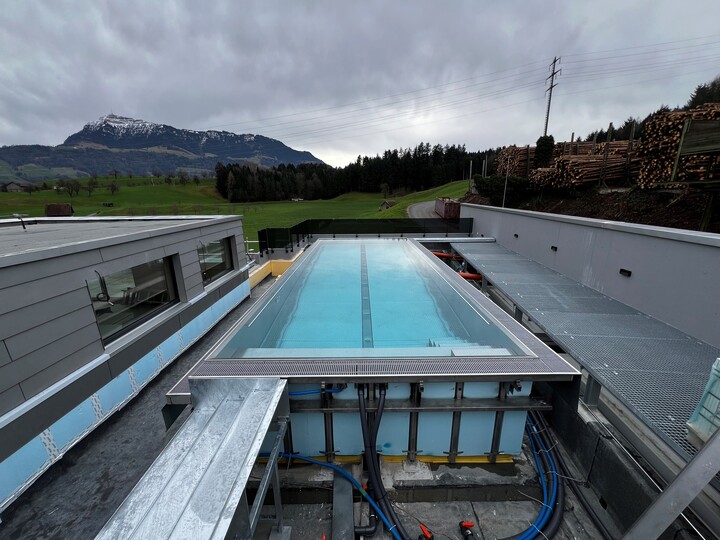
[0, 179, 470, 241]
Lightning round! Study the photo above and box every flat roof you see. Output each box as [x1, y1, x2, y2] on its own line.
[0, 216, 241, 265]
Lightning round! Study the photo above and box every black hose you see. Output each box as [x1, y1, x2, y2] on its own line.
[352, 385, 380, 538]
[358, 386, 411, 540]
[531, 411, 614, 540]
[358, 387, 395, 536]
[372, 387, 412, 540]
[354, 514, 377, 538]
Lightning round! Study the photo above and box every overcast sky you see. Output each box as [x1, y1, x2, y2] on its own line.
[2, 1, 719, 167]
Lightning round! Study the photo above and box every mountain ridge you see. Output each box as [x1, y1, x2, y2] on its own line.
[0, 114, 323, 183]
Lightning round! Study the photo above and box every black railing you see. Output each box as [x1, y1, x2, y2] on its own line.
[258, 218, 473, 254]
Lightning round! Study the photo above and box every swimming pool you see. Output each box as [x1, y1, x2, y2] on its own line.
[186, 238, 577, 459]
[217, 238, 528, 359]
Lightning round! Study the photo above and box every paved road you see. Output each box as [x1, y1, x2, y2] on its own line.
[407, 200, 437, 218]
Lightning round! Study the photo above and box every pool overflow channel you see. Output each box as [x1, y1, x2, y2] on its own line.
[107, 238, 581, 539]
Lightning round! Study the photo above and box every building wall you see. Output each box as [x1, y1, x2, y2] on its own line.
[460, 204, 720, 349]
[0, 217, 251, 512]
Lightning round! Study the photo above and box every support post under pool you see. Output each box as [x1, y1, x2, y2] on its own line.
[407, 383, 421, 462]
[489, 382, 508, 463]
[447, 382, 464, 463]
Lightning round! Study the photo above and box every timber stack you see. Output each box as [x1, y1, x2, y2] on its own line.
[497, 146, 535, 178]
[637, 103, 720, 188]
[529, 155, 640, 187]
[557, 141, 597, 156]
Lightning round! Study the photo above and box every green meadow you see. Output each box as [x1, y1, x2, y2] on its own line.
[0, 178, 470, 242]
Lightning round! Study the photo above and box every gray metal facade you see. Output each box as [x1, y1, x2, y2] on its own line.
[460, 204, 720, 349]
[0, 216, 247, 462]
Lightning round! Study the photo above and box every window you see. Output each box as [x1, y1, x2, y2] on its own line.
[88, 258, 177, 342]
[198, 238, 233, 285]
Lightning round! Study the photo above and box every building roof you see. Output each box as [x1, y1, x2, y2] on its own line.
[0, 216, 241, 265]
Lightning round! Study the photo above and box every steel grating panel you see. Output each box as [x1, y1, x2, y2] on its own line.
[452, 239, 720, 467]
[492, 274, 571, 286]
[463, 253, 524, 261]
[519, 296, 641, 315]
[535, 313, 691, 340]
[559, 336, 718, 375]
[477, 260, 552, 272]
[593, 368, 709, 457]
[501, 283, 600, 299]
[190, 356, 576, 379]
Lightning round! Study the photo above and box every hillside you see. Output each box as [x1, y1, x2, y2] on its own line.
[0, 115, 323, 183]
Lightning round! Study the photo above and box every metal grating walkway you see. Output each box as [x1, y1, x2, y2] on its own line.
[452, 241, 720, 462]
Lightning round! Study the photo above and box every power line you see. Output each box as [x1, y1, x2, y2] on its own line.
[557, 66, 720, 98]
[282, 97, 546, 147]
[205, 60, 551, 130]
[562, 55, 720, 81]
[563, 38, 720, 64]
[243, 68, 548, 134]
[263, 79, 545, 141]
[562, 33, 720, 58]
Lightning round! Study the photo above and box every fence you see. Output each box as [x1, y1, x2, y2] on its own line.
[257, 218, 473, 254]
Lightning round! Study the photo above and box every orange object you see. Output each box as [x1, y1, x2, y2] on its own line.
[458, 272, 482, 280]
[419, 522, 434, 539]
[459, 521, 477, 538]
[431, 251, 463, 260]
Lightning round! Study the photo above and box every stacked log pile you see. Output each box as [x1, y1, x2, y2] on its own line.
[557, 141, 597, 156]
[497, 140, 637, 181]
[637, 103, 720, 187]
[529, 155, 641, 187]
[496, 146, 535, 178]
[594, 141, 637, 158]
[528, 167, 555, 186]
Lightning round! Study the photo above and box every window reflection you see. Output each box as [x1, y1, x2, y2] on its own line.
[89, 258, 177, 342]
[198, 238, 233, 285]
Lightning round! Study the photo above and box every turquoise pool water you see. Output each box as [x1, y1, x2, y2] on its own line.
[217, 239, 524, 358]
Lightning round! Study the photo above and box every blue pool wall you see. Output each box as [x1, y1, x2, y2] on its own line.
[278, 380, 532, 458]
[0, 279, 250, 513]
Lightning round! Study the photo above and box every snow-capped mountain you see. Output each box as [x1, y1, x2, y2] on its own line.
[64, 114, 323, 166]
[0, 114, 323, 182]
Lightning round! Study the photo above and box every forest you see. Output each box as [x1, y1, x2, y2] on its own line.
[215, 143, 502, 202]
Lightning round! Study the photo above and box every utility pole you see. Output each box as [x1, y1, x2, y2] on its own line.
[544, 56, 561, 136]
[467, 160, 473, 192]
[502, 153, 511, 208]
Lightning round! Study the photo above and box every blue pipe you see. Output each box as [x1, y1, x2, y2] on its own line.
[288, 387, 345, 396]
[526, 423, 549, 533]
[531, 419, 559, 537]
[517, 417, 559, 540]
[278, 453, 402, 540]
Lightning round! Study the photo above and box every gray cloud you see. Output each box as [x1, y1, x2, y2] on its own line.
[1, 0, 718, 166]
